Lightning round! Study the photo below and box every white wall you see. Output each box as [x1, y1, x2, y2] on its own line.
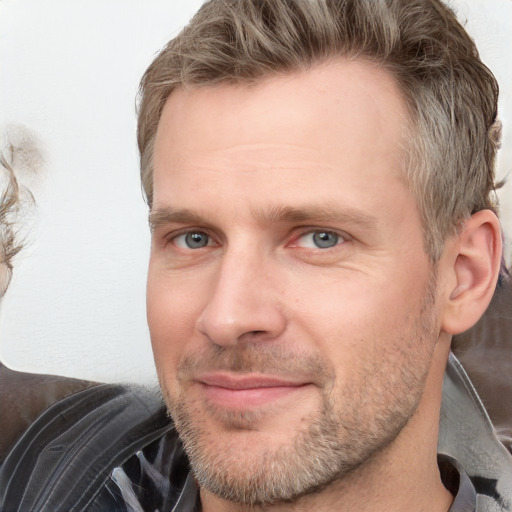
[0, 0, 511, 383]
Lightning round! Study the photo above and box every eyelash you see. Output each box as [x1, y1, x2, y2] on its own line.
[289, 229, 349, 250]
[167, 229, 216, 249]
[166, 227, 349, 252]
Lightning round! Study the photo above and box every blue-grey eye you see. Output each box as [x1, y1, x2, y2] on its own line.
[312, 231, 339, 248]
[174, 231, 210, 249]
[186, 232, 209, 248]
[295, 231, 342, 249]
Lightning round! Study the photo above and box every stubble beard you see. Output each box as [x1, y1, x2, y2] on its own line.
[161, 282, 438, 507]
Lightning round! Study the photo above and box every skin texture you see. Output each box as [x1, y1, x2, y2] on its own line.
[147, 59, 493, 511]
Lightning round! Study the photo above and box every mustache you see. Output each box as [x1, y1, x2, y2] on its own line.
[177, 344, 334, 386]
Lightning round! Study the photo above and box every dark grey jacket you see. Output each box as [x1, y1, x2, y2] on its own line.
[1, 355, 511, 511]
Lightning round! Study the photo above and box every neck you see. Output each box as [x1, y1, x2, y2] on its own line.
[201, 338, 454, 512]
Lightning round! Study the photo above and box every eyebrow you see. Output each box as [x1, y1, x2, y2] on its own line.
[149, 203, 378, 232]
[255, 204, 378, 229]
[149, 208, 209, 232]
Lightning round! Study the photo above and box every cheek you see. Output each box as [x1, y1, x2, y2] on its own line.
[291, 272, 417, 323]
[146, 272, 202, 375]
[287, 267, 431, 357]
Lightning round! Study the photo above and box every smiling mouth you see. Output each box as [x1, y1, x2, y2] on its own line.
[196, 373, 311, 409]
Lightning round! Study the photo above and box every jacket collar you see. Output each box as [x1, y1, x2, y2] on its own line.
[439, 353, 512, 510]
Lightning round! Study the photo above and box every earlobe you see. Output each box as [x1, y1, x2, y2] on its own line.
[441, 210, 502, 335]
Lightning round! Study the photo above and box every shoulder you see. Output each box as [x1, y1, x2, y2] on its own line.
[0, 383, 173, 512]
[440, 355, 512, 511]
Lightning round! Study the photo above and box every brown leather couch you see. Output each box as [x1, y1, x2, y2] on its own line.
[0, 364, 96, 463]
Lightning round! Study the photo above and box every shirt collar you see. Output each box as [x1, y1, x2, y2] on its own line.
[439, 454, 477, 512]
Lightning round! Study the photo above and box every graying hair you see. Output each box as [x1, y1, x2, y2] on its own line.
[137, 0, 500, 260]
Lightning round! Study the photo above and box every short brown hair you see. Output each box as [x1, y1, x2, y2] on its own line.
[137, 0, 500, 260]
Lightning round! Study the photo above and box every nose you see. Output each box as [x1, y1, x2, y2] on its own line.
[196, 251, 287, 347]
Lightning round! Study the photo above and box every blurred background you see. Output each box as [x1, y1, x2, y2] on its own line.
[0, 0, 511, 384]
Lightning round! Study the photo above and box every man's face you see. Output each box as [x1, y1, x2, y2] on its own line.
[148, 59, 441, 506]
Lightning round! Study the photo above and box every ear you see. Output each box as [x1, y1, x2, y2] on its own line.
[441, 210, 502, 335]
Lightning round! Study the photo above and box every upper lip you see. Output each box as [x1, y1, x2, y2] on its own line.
[196, 373, 309, 390]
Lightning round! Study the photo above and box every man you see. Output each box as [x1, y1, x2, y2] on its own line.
[1, 0, 511, 511]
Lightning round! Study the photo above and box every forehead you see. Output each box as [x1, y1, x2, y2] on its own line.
[155, 59, 407, 153]
[152, 58, 412, 216]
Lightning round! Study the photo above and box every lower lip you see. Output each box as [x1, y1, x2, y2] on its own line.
[200, 383, 308, 409]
